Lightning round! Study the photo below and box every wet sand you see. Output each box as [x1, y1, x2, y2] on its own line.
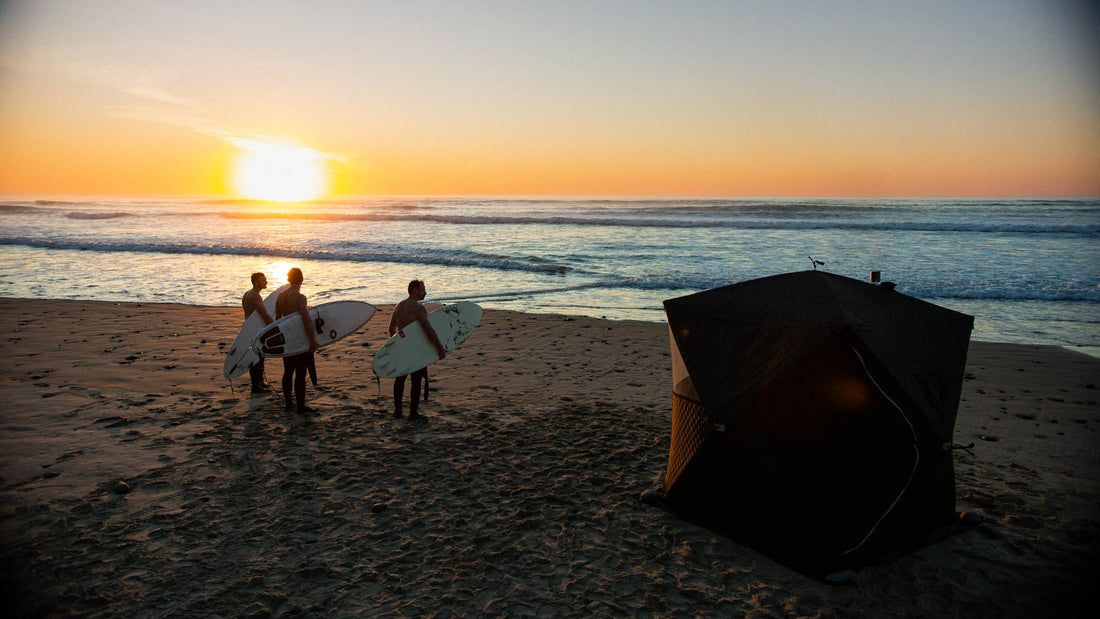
[0, 298, 1097, 617]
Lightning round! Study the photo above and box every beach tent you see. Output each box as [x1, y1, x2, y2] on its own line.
[657, 270, 974, 579]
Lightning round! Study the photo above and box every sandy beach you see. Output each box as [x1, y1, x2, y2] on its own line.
[0, 297, 1097, 617]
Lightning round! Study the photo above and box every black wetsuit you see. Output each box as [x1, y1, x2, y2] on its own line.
[242, 290, 266, 391]
[393, 368, 428, 419]
[276, 302, 310, 412]
[282, 353, 310, 411]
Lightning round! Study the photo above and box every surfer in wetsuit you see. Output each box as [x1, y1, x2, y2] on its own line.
[276, 268, 318, 414]
[242, 272, 274, 394]
[389, 279, 446, 421]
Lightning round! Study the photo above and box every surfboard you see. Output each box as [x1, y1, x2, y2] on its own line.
[372, 301, 482, 378]
[252, 300, 377, 358]
[223, 284, 290, 380]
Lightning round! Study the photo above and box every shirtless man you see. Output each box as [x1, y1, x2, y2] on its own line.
[389, 279, 446, 421]
[275, 268, 318, 414]
[242, 272, 274, 393]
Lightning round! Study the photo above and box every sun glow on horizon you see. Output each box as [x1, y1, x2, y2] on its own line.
[263, 260, 300, 285]
[231, 140, 329, 202]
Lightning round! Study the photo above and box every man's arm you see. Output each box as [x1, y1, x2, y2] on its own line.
[415, 306, 447, 359]
[254, 299, 273, 325]
[296, 293, 318, 352]
[388, 302, 400, 336]
[245, 292, 273, 325]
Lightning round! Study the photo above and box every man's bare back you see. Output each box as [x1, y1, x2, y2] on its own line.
[275, 288, 307, 320]
[390, 297, 427, 333]
[389, 280, 446, 359]
[275, 269, 317, 352]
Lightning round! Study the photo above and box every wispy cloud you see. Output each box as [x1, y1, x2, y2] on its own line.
[2, 47, 346, 163]
[204, 130, 348, 165]
[106, 104, 216, 131]
[108, 104, 347, 163]
[0, 47, 194, 107]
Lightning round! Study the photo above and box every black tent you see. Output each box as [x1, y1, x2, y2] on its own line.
[656, 270, 974, 579]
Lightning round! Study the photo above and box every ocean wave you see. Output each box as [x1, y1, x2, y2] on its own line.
[7, 203, 1094, 234]
[903, 286, 1100, 304]
[347, 196, 1100, 212]
[203, 199, 434, 211]
[2, 201, 122, 211]
[65, 211, 134, 220]
[0, 237, 572, 275]
[450, 276, 740, 304]
[0, 203, 43, 213]
[618, 276, 1099, 303]
[450, 275, 1100, 306]
[207, 210, 1100, 234]
[1, 200, 150, 214]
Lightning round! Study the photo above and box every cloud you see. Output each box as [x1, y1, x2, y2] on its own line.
[210, 132, 348, 165]
[106, 104, 215, 130]
[107, 106, 347, 164]
[2, 46, 346, 164]
[0, 47, 195, 107]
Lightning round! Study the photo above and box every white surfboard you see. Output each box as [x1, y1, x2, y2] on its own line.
[252, 300, 377, 358]
[372, 301, 482, 378]
[224, 284, 290, 379]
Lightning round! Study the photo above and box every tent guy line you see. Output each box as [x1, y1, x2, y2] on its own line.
[843, 346, 921, 557]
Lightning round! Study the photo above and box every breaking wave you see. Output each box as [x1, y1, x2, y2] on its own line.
[0, 237, 572, 275]
[65, 212, 134, 220]
[209, 211, 1100, 234]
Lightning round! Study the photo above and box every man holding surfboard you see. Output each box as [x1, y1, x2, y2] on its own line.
[276, 268, 318, 414]
[389, 279, 446, 421]
[242, 272, 275, 394]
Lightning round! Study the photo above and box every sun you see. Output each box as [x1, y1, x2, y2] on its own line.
[231, 140, 328, 202]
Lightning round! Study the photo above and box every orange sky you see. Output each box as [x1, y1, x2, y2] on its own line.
[1, 1, 1098, 197]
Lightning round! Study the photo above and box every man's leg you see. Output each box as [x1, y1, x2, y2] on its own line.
[249, 358, 266, 392]
[293, 354, 308, 411]
[393, 375, 406, 418]
[409, 368, 428, 419]
[282, 357, 294, 410]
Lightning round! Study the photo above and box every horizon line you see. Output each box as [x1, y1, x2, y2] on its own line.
[3, 192, 1099, 201]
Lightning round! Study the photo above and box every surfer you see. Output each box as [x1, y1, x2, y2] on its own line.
[242, 272, 274, 393]
[389, 279, 446, 421]
[276, 267, 319, 414]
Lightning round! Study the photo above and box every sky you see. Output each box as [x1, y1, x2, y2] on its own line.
[0, 0, 1098, 197]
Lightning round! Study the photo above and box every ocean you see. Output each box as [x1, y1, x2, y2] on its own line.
[1, 196, 1097, 350]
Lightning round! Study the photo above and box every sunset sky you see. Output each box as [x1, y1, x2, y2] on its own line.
[1, 0, 1097, 197]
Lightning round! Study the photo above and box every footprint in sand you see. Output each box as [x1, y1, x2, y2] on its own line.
[56, 449, 84, 462]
